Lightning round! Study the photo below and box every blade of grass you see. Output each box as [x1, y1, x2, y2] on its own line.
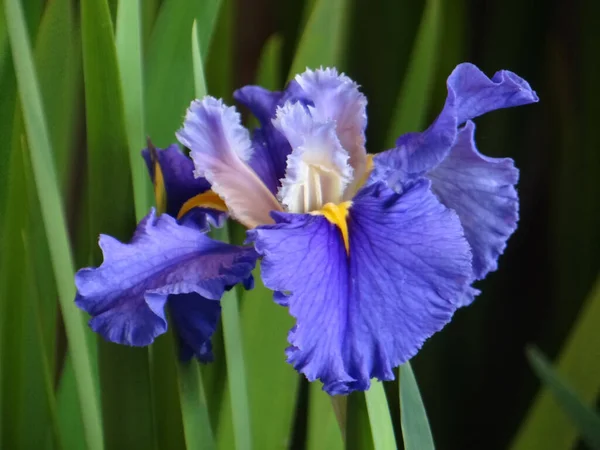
[400, 362, 435, 450]
[306, 384, 343, 450]
[145, 0, 221, 146]
[288, 0, 349, 78]
[3, 0, 103, 448]
[34, 0, 79, 193]
[347, 392, 374, 450]
[365, 382, 398, 450]
[177, 360, 216, 450]
[22, 220, 64, 450]
[511, 276, 600, 450]
[526, 347, 600, 449]
[116, 0, 151, 219]
[231, 35, 299, 450]
[169, 23, 216, 450]
[385, 0, 443, 147]
[0, 127, 33, 450]
[81, 0, 158, 448]
[220, 277, 252, 450]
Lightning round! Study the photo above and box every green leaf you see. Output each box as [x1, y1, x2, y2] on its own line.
[512, 276, 600, 450]
[385, 0, 443, 147]
[177, 361, 216, 450]
[239, 263, 299, 449]
[228, 35, 299, 450]
[116, 0, 151, 219]
[526, 347, 600, 449]
[219, 227, 252, 450]
[81, 0, 156, 448]
[365, 382, 398, 450]
[168, 24, 216, 450]
[3, 0, 104, 448]
[34, 0, 79, 194]
[347, 392, 374, 450]
[191, 20, 207, 99]
[306, 385, 343, 450]
[400, 362, 435, 450]
[288, 0, 348, 78]
[145, 0, 221, 146]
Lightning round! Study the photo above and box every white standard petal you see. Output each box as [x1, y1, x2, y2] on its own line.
[176, 97, 282, 228]
[273, 101, 353, 213]
[295, 67, 368, 195]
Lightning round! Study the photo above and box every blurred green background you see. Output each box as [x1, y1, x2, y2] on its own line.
[0, 0, 599, 449]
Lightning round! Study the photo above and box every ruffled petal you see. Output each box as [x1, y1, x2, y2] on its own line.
[234, 82, 309, 194]
[370, 63, 538, 184]
[176, 97, 282, 228]
[294, 68, 368, 190]
[248, 180, 475, 395]
[428, 121, 519, 281]
[141, 144, 225, 227]
[273, 102, 353, 213]
[169, 293, 222, 362]
[75, 209, 258, 347]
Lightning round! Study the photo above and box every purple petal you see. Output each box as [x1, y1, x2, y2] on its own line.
[428, 121, 519, 281]
[177, 97, 282, 228]
[248, 180, 476, 395]
[75, 209, 258, 347]
[234, 82, 310, 194]
[142, 144, 211, 217]
[371, 63, 538, 182]
[169, 293, 222, 362]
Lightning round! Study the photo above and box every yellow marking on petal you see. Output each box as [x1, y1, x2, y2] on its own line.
[177, 190, 228, 219]
[357, 153, 375, 189]
[312, 201, 352, 254]
[148, 140, 167, 215]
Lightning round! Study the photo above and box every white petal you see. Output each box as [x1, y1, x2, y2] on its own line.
[273, 102, 353, 213]
[295, 68, 368, 195]
[177, 97, 282, 228]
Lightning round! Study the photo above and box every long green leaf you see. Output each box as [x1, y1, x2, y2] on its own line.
[116, 0, 151, 219]
[177, 361, 216, 450]
[219, 231, 252, 450]
[526, 347, 600, 449]
[231, 35, 299, 450]
[145, 0, 221, 146]
[3, 0, 104, 448]
[288, 0, 348, 77]
[400, 362, 435, 450]
[365, 382, 398, 450]
[385, 0, 443, 147]
[168, 22, 216, 450]
[81, 0, 156, 448]
[307, 385, 343, 450]
[34, 0, 79, 193]
[512, 276, 600, 450]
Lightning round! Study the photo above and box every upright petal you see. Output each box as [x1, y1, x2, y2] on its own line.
[273, 102, 353, 213]
[248, 180, 475, 395]
[428, 121, 519, 281]
[75, 209, 258, 347]
[177, 97, 282, 228]
[371, 63, 538, 182]
[234, 82, 309, 194]
[295, 68, 368, 192]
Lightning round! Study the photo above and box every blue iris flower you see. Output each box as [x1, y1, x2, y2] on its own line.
[75, 144, 257, 361]
[75, 63, 537, 394]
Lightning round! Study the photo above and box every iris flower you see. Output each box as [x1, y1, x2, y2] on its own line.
[75, 63, 537, 394]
